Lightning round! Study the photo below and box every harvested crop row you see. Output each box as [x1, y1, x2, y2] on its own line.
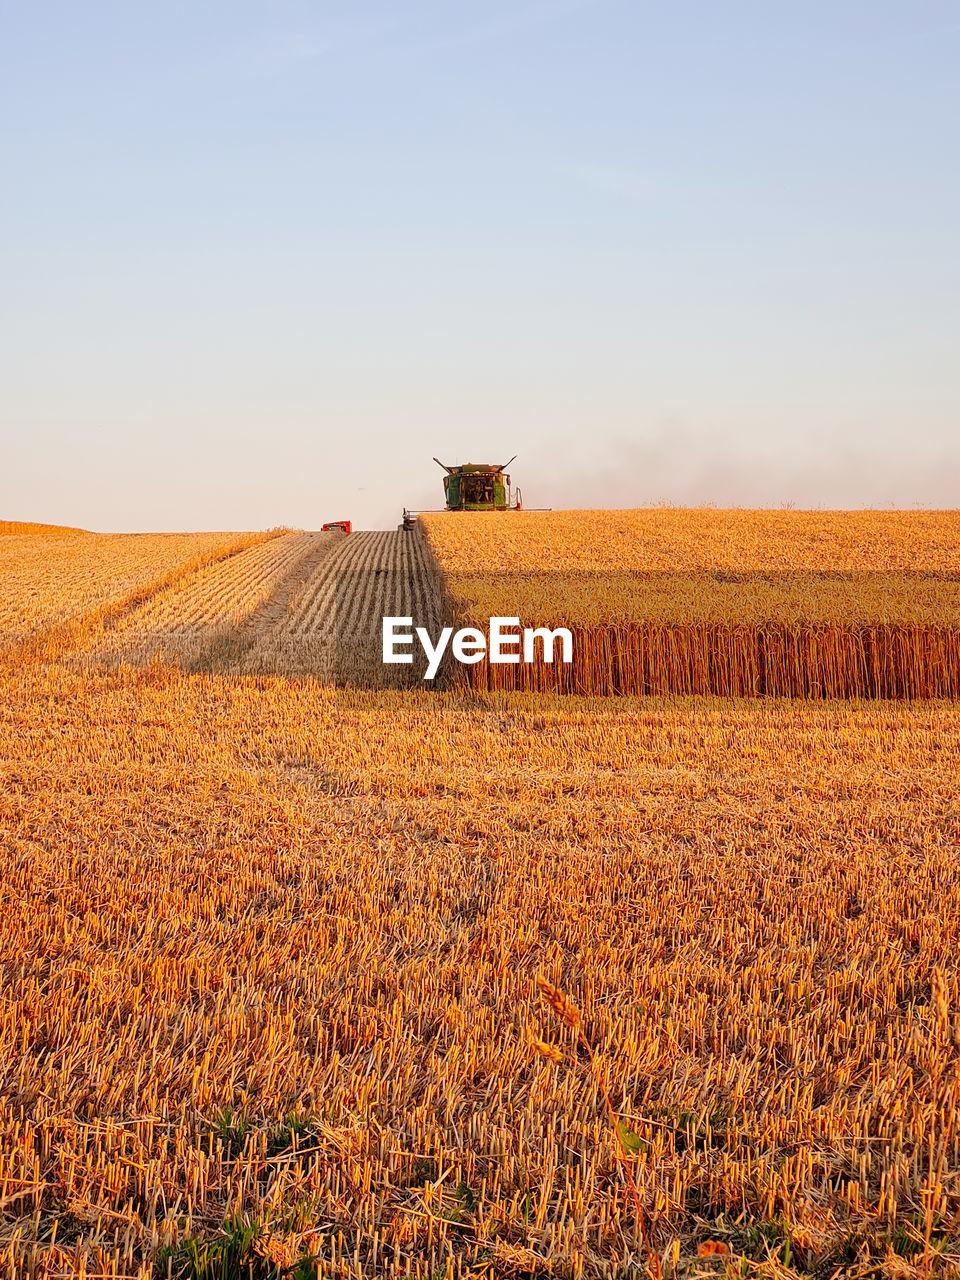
[86, 532, 340, 672]
[0, 531, 276, 648]
[241, 530, 443, 682]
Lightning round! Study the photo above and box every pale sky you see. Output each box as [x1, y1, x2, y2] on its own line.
[2, 1, 959, 530]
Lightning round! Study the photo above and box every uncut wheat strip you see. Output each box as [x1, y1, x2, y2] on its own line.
[421, 508, 960, 573]
[468, 620, 960, 699]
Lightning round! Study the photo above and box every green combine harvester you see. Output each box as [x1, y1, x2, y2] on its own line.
[402, 456, 536, 530]
[434, 456, 520, 511]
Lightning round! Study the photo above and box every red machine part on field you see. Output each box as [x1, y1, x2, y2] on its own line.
[321, 520, 352, 533]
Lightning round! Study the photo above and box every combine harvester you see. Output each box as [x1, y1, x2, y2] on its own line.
[401, 456, 546, 530]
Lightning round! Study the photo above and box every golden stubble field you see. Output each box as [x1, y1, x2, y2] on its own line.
[2, 516, 960, 1280]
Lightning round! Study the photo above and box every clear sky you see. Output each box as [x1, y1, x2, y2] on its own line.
[2, 1, 959, 530]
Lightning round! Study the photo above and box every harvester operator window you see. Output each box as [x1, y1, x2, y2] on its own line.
[465, 478, 492, 503]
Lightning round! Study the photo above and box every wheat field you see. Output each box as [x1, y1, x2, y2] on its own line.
[418, 509, 960, 572]
[0, 521, 88, 536]
[419, 511, 960, 697]
[2, 516, 960, 1279]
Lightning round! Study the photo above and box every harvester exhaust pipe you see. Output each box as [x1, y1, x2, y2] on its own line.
[433, 457, 455, 474]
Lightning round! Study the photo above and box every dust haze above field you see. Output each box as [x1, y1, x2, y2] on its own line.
[536, 432, 960, 514]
